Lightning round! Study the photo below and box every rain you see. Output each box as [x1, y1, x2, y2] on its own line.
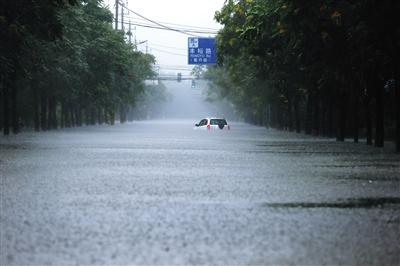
[1, 80, 399, 265]
[1, 1, 400, 265]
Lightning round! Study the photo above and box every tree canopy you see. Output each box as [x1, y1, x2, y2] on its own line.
[207, 0, 400, 151]
[1, 0, 156, 133]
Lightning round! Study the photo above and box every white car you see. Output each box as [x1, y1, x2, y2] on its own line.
[194, 118, 230, 130]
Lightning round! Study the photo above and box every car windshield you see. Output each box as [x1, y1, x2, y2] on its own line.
[210, 119, 227, 125]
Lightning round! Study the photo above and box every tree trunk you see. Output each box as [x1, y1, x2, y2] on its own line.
[66, 104, 71, 128]
[73, 107, 77, 127]
[70, 106, 75, 127]
[97, 108, 103, 125]
[305, 94, 313, 135]
[40, 93, 47, 131]
[84, 108, 89, 125]
[11, 72, 19, 134]
[0, 81, 3, 131]
[128, 107, 134, 122]
[33, 86, 40, 132]
[60, 101, 65, 128]
[104, 108, 108, 124]
[320, 101, 328, 137]
[287, 97, 294, 131]
[336, 93, 346, 142]
[353, 92, 359, 143]
[77, 107, 82, 127]
[375, 80, 384, 147]
[294, 98, 301, 133]
[110, 111, 115, 125]
[327, 96, 335, 137]
[365, 99, 373, 145]
[277, 104, 284, 130]
[48, 97, 57, 130]
[120, 106, 124, 124]
[90, 108, 96, 125]
[312, 93, 320, 136]
[3, 85, 10, 135]
[53, 100, 58, 129]
[396, 77, 400, 152]
[270, 103, 276, 128]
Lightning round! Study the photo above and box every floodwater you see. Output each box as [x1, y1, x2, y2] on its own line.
[1, 120, 399, 265]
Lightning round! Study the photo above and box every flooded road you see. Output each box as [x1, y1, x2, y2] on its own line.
[1, 120, 400, 265]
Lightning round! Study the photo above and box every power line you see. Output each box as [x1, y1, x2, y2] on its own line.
[130, 21, 218, 34]
[123, 15, 220, 32]
[118, 3, 210, 36]
[156, 64, 193, 69]
[113, 1, 219, 35]
[156, 66, 193, 71]
[158, 75, 194, 78]
[133, 40, 187, 57]
[114, 2, 218, 63]
[149, 47, 186, 57]
[115, 20, 218, 35]
[149, 42, 186, 51]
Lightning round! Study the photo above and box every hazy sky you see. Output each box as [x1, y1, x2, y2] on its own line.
[104, 0, 225, 76]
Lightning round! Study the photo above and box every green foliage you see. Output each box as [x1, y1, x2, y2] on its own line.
[191, 65, 206, 79]
[208, 0, 400, 147]
[1, 0, 156, 132]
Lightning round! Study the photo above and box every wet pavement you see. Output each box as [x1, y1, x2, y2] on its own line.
[1, 120, 400, 265]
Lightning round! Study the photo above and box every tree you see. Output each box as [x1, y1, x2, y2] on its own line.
[1, 0, 157, 134]
[207, 0, 400, 151]
[0, 0, 77, 134]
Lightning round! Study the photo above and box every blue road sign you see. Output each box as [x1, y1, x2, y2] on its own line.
[188, 37, 216, 65]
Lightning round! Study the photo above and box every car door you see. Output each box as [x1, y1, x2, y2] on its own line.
[198, 119, 208, 129]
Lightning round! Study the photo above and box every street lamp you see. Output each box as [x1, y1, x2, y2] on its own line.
[137, 40, 148, 53]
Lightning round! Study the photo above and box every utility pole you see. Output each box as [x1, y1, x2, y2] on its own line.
[115, 0, 118, 30]
[128, 21, 132, 44]
[121, 1, 124, 32]
[134, 26, 137, 47]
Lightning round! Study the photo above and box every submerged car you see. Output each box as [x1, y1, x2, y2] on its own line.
[194, 118, 230, 130]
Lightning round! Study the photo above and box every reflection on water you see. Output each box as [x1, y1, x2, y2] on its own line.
[265, 197, 400, 209]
